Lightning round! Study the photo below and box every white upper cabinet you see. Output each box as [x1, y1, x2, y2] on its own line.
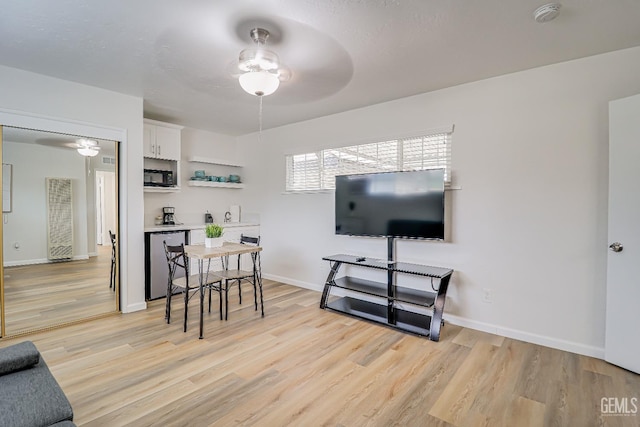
[143, 119, 182, 161]
[143, 124, 156, 158]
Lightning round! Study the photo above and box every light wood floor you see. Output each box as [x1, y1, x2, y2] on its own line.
[3, 245, 117, 334]
[0, 280, 638, 427]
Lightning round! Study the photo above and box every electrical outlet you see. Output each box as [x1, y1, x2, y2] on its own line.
[482, 288, 493, 303]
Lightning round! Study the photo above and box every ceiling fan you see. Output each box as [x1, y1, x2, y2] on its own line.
[228, 27, 291, 96]
[76, 139, 100, 157]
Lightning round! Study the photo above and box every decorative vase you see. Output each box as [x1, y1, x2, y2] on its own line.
[205, 237, 223, 248]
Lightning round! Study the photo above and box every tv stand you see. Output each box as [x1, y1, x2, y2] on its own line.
[320, 238, 453, 341]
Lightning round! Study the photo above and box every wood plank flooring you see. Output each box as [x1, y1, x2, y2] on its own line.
[2, 245, 117, 334]
[0, 280, 638, 426]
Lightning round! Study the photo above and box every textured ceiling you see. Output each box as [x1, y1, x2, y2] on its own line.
[1, 0, 639, 136]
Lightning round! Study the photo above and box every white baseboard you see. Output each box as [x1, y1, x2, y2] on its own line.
[443, 313, 605, 359]
[4, 255, 89, 267]
[265, 273, 605, 360]
[123, 301, 147, 313]
[263, 273, 323, 292]
[4, 258, 50, 267]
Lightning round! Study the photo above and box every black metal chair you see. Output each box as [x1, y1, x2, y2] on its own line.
[109, 230, 117, 292]
[216, 234, 263, 320]
[164, 241, 223, 332]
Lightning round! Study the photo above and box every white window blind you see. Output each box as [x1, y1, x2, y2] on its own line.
[285, 130, 452, 192]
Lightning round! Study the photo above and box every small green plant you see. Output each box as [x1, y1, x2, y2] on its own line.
[205, 223, 223, 238]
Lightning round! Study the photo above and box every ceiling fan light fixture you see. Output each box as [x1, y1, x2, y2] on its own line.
[76, 138, 100, 157]
[77, 147, 99, 157]
[235, 27, 286, 96]
[239, 70, 280, 96]
[238, 48, 279, 72]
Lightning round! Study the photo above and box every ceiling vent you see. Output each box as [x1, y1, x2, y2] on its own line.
[101, 156, 116, 165]
[534, 3, 562, 23]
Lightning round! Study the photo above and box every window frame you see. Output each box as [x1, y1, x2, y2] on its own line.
[285, 127, 453, 193]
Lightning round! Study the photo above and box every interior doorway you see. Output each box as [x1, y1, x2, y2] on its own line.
[606, 93, 640, 374]
[0, 125, 119, 337]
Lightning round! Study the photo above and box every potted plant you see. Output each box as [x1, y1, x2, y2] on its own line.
[204, 223, 224, 248]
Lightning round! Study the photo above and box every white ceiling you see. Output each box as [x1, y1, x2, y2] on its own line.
[3, 126, 117, 157]
[1, 1, 639, 136]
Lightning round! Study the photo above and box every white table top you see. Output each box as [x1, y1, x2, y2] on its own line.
[184, 242, 262, 259]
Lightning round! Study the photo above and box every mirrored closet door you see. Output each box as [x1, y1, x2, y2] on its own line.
[1, 125, 119, 337]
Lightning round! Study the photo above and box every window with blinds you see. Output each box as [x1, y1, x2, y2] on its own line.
[285, 129, 452, 192]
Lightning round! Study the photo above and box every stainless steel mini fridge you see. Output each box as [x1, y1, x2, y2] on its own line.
[145, 230, 187, 300]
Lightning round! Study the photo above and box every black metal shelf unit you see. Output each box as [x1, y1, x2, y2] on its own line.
[320, 242, 453, 341]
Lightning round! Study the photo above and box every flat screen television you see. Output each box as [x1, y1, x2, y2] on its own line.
[335, 169, 445, 240]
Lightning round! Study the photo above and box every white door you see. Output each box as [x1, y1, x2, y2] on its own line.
[605, 93, 640, 374]
[96, 170, 117, 246]
[95, 174, 104, 245]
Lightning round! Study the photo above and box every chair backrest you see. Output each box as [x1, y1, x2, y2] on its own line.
[240, 234, 260, 246]
[237, 235, 260, 269]
[163, 241, 188, 281]
[109, 230, 117, 259]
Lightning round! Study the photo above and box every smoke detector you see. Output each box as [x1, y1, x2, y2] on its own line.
[534, 3, 562, 23]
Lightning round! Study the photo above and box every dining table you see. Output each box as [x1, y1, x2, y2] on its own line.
[184, 241, 263, 339]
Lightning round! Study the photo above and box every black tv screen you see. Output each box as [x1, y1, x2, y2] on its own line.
[335, 169, 445, 240]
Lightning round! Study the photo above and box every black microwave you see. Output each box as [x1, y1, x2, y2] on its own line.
[144, 169, 174, 187]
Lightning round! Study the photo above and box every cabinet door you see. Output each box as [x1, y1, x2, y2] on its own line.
[189, 229, 206, 245]
[155, 126, 181, 161]
[188, 229, 223, 274]
[188, 229, 204, 274]
[224, 226, 260, 271]
[143, 124, 156, 158]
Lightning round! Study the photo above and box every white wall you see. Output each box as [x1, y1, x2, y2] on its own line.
[3, 141, 88, 265]
[237, 46, 640, 357]
[143, 127, 248, 227]
[0, 65, 145, 313]
[2, 45, 639, 356]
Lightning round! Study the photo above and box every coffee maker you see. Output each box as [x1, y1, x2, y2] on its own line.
[162, 207, 176, 225]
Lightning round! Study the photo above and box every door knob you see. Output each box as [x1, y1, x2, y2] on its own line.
[609, 242, 624, 253]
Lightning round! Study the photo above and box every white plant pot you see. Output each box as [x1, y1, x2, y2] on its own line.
[205, 237, 223, 248]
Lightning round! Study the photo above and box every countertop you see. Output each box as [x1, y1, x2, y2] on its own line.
[144, 222, 259, 233]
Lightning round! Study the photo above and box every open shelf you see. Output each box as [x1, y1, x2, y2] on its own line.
[321, 243, 452, 341]
[187, 156, 244, 167]
[322, 254, 452, 278]
[332, 276, 436, 307]
[187, 181, 245, 189]
[143, 186, 181, 193]
[325, 297, 431, 337]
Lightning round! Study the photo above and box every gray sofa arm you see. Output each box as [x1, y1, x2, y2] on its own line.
[0, 340, 40, 375]
[0, 341, 75, 427]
